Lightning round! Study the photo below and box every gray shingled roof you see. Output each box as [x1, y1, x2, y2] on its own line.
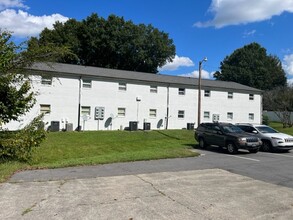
[30, 62, 262, 94]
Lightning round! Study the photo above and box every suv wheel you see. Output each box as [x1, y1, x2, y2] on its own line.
[199, 138, 206, 149]
[262, 140, 272, 152]
[227, 142, 238, 154]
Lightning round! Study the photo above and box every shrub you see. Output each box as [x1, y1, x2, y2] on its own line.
[0, 115, 46, 162]
[262, 115, 270, 125]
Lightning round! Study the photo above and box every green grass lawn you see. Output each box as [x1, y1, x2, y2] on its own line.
[2, 122, 292, 183]
[0, 129, 198, 182]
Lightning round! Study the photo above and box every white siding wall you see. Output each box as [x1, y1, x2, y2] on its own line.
[3, 73, 262, 131]
[4, 75, 79, 130]
[80, 80, 169, 130]
[39, 76, 80, 130]
[201, 90, 261, 124]
[168, 87, 197, 129]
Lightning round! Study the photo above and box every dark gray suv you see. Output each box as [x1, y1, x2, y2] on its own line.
[195, 122, 262, 154]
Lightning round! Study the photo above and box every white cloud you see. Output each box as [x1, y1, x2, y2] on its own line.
[0, 0, 69, 37]
[0, 0, 28, 10]
[283, 54, 293, 76]
[159, 55, 194, 71]
[194, 0, 293, 28]
[243, 29, 256, 38]
[179, 70, 214, 79]
[0, 9, 69, 37]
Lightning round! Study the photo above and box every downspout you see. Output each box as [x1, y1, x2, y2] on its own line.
[165, 84, 170, 129]
[260, 92, 263, 124]
[77, 76, 82, 131]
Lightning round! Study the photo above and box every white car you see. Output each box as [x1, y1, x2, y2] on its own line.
[236, 124, 293, 152]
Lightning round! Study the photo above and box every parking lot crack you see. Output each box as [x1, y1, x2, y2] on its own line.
[135, 175, 170, 198]
[135, 175, 203, 217]
[20, 180, 67, 216]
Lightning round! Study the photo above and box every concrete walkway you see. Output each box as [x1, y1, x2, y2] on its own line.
[2, 167, 293, 219]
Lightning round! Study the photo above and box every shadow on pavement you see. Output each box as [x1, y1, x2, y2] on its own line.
[187, 144, 252, 155]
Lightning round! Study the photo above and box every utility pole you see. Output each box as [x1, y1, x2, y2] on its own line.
[197, 57, 207, 126]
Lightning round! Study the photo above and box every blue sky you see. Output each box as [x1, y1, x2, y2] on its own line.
[1, 0, 293, 83]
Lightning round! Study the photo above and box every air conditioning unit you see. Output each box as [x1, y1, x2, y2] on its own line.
[129, 121, 138, 131]
[143, 122, 151, 130]
[187, 123, 195, 130]
[66, 123, 73, 131]
[50, 121, 60, 132]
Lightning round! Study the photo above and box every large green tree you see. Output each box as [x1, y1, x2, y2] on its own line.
[28, 13, 176, 73]
[214, 43, 287, 90]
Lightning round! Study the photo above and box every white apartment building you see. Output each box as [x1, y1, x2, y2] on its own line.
[5, 62, 262, 131]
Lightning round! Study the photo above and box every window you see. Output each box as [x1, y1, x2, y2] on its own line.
[228, 92, 233, 99]
[118, 107, 126, 117]
[41, 76, 52, 85]
[178, 110, 185, 119]
[82, 79, 92, 88]
[119, 83, 127, 91]
[81, 106, 91, 116]
[227, 112, 233, 120]
[150, 85, 158, 93]
[204, 90, 210, 97]
[149, 109, 157, 118]
[249, 94, 254, 100]
[249, 113, 254, 120]
[204, 111, 210, 119]
[178, 88, 185, 95]
[40, 104, 50, 114]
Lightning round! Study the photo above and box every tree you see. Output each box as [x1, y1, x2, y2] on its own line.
[263, 86, 293, 127]
[29, 19, 81, 64]
[0, 31, 70, 126]
[214, 43, 287, 90]
[28, 13, 176, 73]
[0, 31, 35, 125]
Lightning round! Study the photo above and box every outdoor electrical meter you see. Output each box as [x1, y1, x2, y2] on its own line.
[212, 114, 220, 123]
[95, 107, 105, 120]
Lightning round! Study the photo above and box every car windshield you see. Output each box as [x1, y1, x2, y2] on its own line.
[221, 125, 244, 133]
[256, 126, 278, 133]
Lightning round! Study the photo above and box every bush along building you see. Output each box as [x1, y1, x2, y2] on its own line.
[5, 62, 262, 131]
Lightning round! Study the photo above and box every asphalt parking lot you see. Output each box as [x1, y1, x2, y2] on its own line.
[195, 147, 293, 188]
[2, 149, 293, 219]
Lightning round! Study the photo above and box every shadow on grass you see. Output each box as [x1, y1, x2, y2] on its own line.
[153, 130, 181, 140]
